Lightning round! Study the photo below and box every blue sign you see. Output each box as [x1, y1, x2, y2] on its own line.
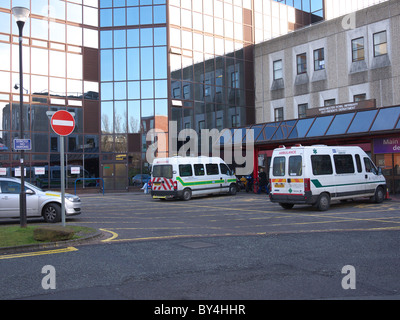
[13, 139, 31, 151]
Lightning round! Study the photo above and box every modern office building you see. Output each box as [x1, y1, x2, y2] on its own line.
[1, 0, 388, 191]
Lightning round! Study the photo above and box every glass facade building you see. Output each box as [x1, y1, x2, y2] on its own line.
[0, 0, 327, 191]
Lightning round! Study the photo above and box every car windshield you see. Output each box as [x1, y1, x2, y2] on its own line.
[24, 181, 44, 192]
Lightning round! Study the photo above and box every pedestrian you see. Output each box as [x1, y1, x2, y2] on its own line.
[258, 168, 268, 194]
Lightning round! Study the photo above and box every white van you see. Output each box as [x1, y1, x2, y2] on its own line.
[150, 156, 237, 200]
[269, 145, 387, 211]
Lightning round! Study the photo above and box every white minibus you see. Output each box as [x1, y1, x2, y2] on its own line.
[269, 145, 387, 211]
[150, 156, 237, 200]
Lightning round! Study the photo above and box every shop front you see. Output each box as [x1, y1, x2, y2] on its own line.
[373, 137, 400, 194]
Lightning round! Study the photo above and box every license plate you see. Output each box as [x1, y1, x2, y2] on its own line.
[153, 182, 161, 186]
[275, 183, 285, 188]
[153, 196, 166, 199]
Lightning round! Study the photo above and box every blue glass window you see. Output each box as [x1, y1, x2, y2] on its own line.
[248, 124, 264, 142]
[141, 47, 154, 79]
[127, 29, 139, 47]
[101, 82, 113, 100]
[127, 7, 139, 25]
[153, 5, 166, 24]
[272, 120, 297, 140]
[154, 27, 166, 46]
[326, 113, 355, 136]
[100, 0, 113, 8]
[288, 118, 314, 139]
[114, 30, 126, 48]
[140, 28, 153, 47]
[114, 82, 127, 100]
[306, 115, 334, 137]
[140, 0, 153, 5]
[114, 8, 126, 26]
[347, 110, 378, 133]
[100, 30, 113, 49]
[155, 80, 168, 99]
[140, 6, 153, 24]
[370, 107, 400, 132]
[114, 49, 127, 81]
[128, 81, 140, 100]
[154, 47, 167, 79]
[141, 80, 154, 99]
[100, 50, 113, 81]
[257, 122, 280, 142]
[127, 0, 139, 6]
[127, 48, 140, 80]
[100, 9, 113, 27]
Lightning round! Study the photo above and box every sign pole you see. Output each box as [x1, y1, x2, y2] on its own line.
[60, 135, 65, 227]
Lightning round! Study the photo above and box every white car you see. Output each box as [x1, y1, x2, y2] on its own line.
[0, 177, 81, 223]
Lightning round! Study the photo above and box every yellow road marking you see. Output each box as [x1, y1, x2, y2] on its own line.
[100, 228, 119, 242]
[0, 247, 78, 260]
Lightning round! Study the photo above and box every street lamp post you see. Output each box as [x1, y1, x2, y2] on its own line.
[12, 7, 30, 228]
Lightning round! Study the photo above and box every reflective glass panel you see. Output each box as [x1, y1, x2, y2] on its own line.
[127, 29, 139, 47]
[128, 81, 140, 99]
[347, 110, 378, 133]
[326, 113, 355, 136]
[101, 101, 113, 133]
[100, 9, 113, 27]
[114, 30, 126, 48]
[154, 5, 166, 24]
[154, 47, 167, 79]
[257, 122, 280, 142]
[141, 80, 154, 99]
[114, 49, 127, 81]
[288, 118, 314, 139]
[127, 48, 140, 80]
[141, 47, 153, 79]
[272, 120, 297, 140]
[140, 6, 152, 24]
[114, 8, 126, 27]
[115, 101, 127, 133]
[101, 50, 113, 81]
[140, 28, 153, 47]
[370, 107, 400, 132]
[128, 100, 140, 133]
[127, 7, 139, 26]
[101, 82, 113, 100]
[0, 12, 10, 34]
[306, 115, 334, 137]
[114, 82, 127, 100]
[100, 30, 113, 48]
[31, 48, 48, 75]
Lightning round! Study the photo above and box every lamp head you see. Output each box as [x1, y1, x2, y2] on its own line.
[12, 6, 30, 23]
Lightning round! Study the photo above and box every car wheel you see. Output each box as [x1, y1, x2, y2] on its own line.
[373, 186, 385, 204]
[279, 203, 294, 209]
[43, 203, 61, 223]
[316, 193, 330, 211]
[182, 188, 192, 201]
[229, 184, 237, 195]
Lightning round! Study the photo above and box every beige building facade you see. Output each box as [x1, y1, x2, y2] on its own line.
[255, 0, 400, 123]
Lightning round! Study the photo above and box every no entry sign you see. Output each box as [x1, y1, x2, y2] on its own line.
[51, 110, 75, 136]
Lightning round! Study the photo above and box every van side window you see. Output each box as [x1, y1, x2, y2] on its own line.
[272, 157, 285, 176]
[289, 156, 302, 176]
[355, 154, 362, 173]
[179, 164, 192, 177]
[364, 157, 377, 174]
[194, 164, 205, 176]
[206, 164, 219, 175]
[334, 155, 355, 174]
[311, 155, 333, 175]
[219, 163, 230, 175]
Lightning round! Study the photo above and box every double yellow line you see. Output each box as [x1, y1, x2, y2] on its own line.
[0, 246, 78, 260]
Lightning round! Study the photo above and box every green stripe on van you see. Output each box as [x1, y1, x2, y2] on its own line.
[311, 179, 386, 188]
[176, 177, 236, 187]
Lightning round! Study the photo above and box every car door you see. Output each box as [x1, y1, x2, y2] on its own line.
[0, 180, 20, 217]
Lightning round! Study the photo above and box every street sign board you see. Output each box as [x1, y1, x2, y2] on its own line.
[50, 110, 75, 136]
[13, 139, 31, 150]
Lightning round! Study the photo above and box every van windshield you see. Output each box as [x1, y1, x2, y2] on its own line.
[152, 165, 173, 179]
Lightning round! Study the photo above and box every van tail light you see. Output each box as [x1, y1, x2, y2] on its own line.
[173, 181, 178, 190]
[269, 179, 272, 193]
[304, 178, 311, 192]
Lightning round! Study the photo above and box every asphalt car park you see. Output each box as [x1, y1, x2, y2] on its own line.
[71, 192, 400, 243]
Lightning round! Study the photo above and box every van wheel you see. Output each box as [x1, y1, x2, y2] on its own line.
[43, 203, 61, 223]
[316, 193, 330, 211]
[182, 188, 192, 201]
[373, 186, 385, 203]
[280, 203, 294, 209]
[229, 184, 237, 195]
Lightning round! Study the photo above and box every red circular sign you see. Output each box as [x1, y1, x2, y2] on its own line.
[51, 110, 75, 136]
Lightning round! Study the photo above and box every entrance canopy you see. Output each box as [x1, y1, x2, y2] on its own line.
[222, 105, 400, 148]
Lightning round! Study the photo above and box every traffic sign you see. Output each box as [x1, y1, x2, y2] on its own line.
[13, 138, 31, 150]
[50, 110, 75, 136]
